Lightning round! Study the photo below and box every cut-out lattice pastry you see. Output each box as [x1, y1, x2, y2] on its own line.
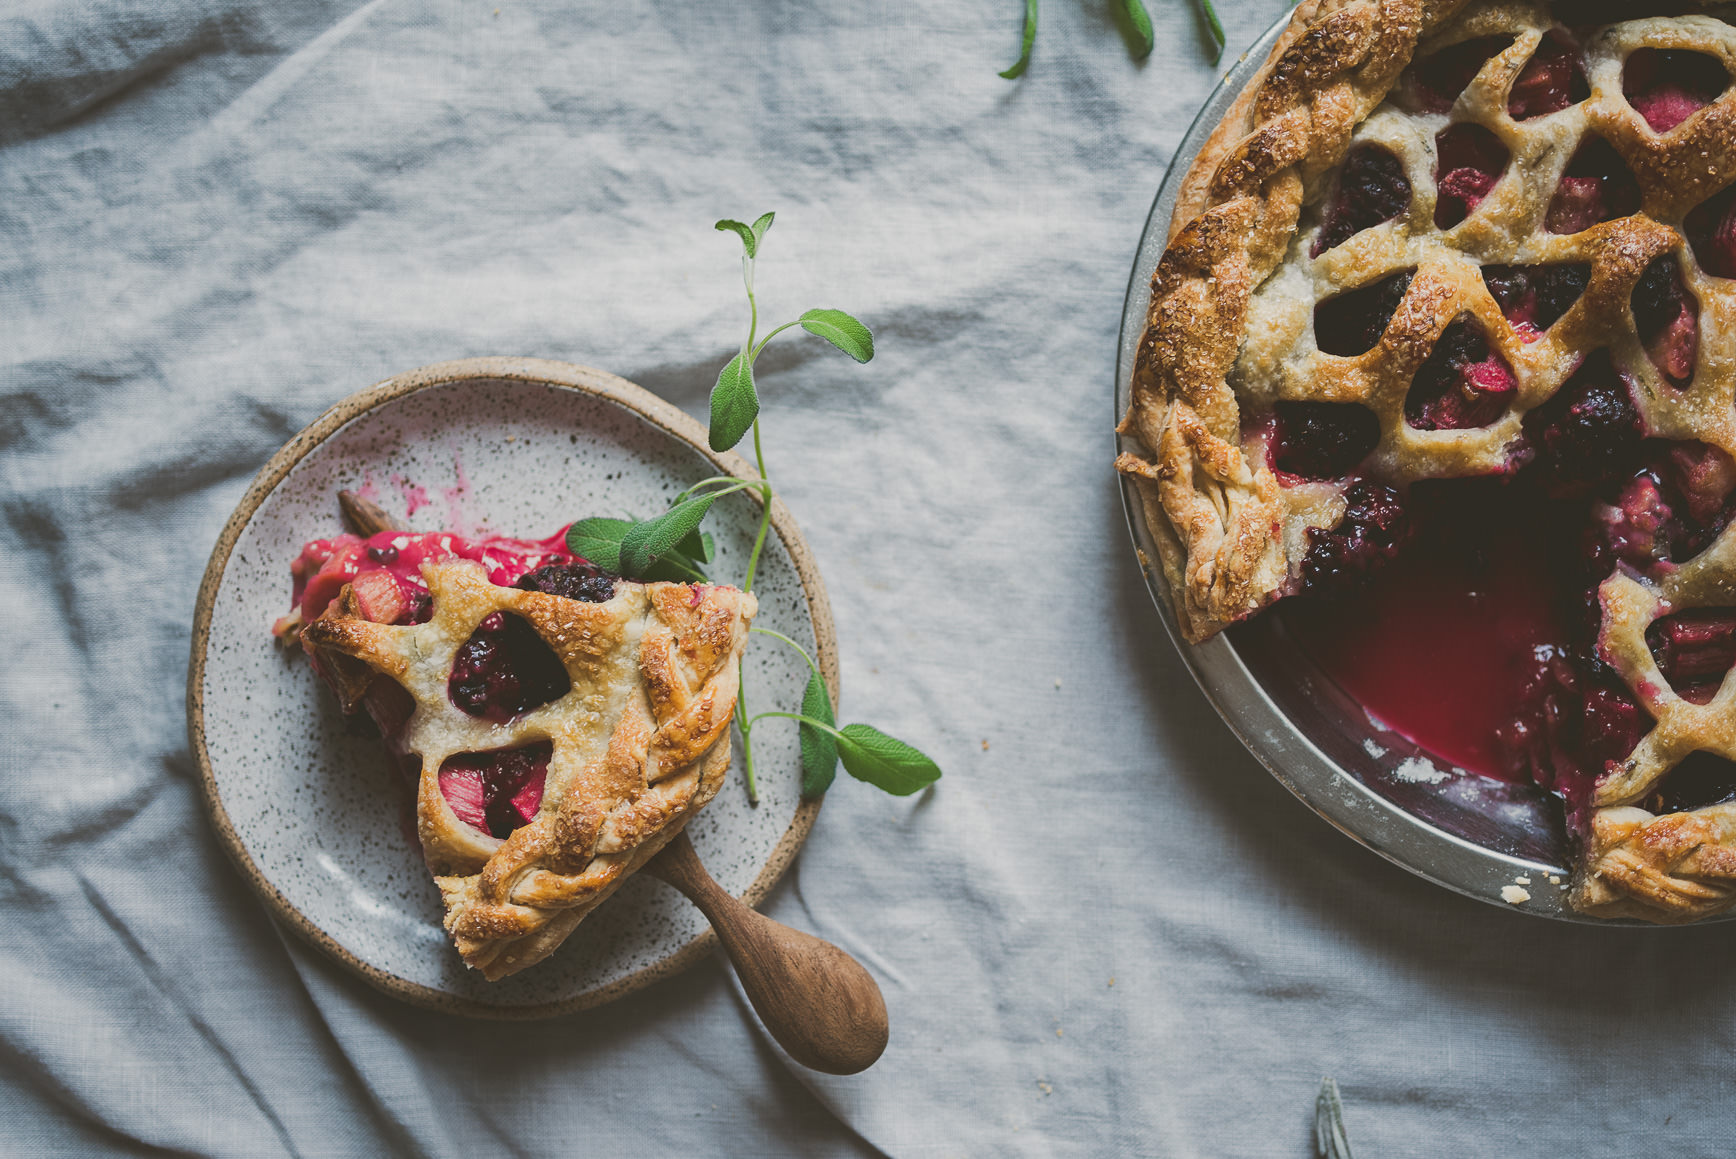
[294, 534, 754, 979]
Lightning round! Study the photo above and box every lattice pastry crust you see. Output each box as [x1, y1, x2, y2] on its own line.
[303, 559, 755, 978]
[1117, 0, 1736, 921]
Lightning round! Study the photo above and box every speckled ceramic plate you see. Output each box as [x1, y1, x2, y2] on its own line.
[188, 357, 833, 1016]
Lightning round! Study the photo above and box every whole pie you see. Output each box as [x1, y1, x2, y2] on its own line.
[1117, 0, 1736, 921]
[277, 518, 754, 978]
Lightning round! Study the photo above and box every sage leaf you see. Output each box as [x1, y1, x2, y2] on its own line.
[566, 517, 631, 571]
[750, 211, 775, 251]
[715, 218, 760, 258]
[999, 0, 1037, 79]
[798, 308, 875, 363]
[567, 516, 705, 582]
[1121, 0, 1153, 59]
[676, 526, 715, 565]
[619, 492, 722, 578]
[709, 351, 759, 452]
[1315, 1078, 1355, 1159]
[835, 724, 941, 796]
[799, 671, 839, 797]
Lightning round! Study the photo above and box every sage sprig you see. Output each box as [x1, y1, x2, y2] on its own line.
[567, 214, 942, 807]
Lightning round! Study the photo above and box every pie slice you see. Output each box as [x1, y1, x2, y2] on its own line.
[278, 518, 755, 979]
[1117, 1, 1736, 921]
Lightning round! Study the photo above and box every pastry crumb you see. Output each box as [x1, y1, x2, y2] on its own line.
[1054, 678, 1062, 689]
[981, 739, 990, 751]
[1515, 876, 1531, 885]
[1393, 756, 1448, 785]
[1548, 875, 1561, 885]
[1500, 885, 1531, 904]
[1037, 1081, 1053, 1096]
[1107, 977, 1116, 987]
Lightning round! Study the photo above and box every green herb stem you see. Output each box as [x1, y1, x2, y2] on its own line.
[740, 419, 774, 594]
[736, 659, 758, 804]
[750, 320, 803, 359]
[681, 474, 763, 497]
[743, 255, 758, 354]
[745, 709, 837, 737]
[749, 626, 820, 676]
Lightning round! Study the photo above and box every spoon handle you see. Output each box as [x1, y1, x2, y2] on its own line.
[647, 829, 889, 1075]
[339, 489, 398, 536]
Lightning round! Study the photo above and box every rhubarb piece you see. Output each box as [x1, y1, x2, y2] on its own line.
[437, 742, 553, 839]
[1590, 474, 1674, 572]
[1545, 137, 1641, 234]
[1685, 183, 1736, 279]
[1624, 47, 1727, 134]
[1404, 316, 1516, 430]
[1507, 30, 1588, 120]
[1630, 253, 1699, 387]
[1647, 609, 1736, 704]
[1481, 262, 1588, 341]
[1313, 146, 1411, 256]
[1664, 442, 1736, 529]
[1433, 123, 1508, 228]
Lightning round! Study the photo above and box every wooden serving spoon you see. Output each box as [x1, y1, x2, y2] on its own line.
[336, 490, 889, 1074]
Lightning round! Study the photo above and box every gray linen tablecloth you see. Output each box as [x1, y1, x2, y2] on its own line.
[4, 1, 1734, 1154]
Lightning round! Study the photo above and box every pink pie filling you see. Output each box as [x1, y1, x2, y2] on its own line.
[1624, 48, 1727, 134]
[288, 527, 576, 626]
[1507, 31, 1588, 121]
[285, 525, 591, 841]
[437, 742, 552, 839]
[1545, 138, 1641, 235]
[1433, 123, 1508, 229]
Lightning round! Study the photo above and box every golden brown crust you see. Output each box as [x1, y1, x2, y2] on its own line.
[1120, 0, 1470, 641]
[303, 560, 754, 979]
[1119, 2, 1736, 922]
[1573, 804, 1736, 922]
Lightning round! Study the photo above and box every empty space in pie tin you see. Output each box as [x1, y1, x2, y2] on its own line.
[1114, 13, 1733, 924]
[192, 360, 829, 1012]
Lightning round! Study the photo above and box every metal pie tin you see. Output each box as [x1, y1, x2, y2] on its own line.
[1112, 14, 1703, 923]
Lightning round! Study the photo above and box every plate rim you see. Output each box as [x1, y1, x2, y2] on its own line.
[186, 355, 836, 1017]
